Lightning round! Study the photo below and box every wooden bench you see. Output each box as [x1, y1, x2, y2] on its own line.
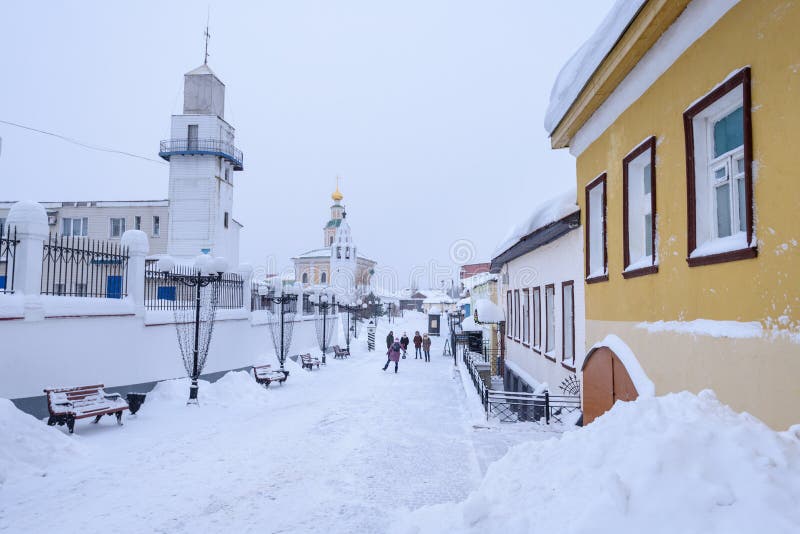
[333, 345, 350, 359]
[300, 353, 321, 370]
[44, 384, 129, 434]
[252, 364, 288, 387]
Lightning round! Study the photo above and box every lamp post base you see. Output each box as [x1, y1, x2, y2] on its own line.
[187, 380, 199, 405]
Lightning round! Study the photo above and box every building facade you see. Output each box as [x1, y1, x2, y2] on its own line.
[546, 0, 800, 428]
[492, 198, 584, 396]
[292, 187, 375, 293]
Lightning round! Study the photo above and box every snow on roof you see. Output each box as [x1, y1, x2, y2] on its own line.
[185, 63, 220, 78]
[492, 188, 579, 259]
[460, 316, 482, 332]
[457, 297, 471, 306]
[461, 271, 498, 290]
[428, 306, 442, 315]
[293, 247, 374, 262]
[544, 0, 647, 134]
[474, 298, 504, 324]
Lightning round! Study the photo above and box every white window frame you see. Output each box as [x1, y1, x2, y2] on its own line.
[544, 284, 555, 357]
[532, 286, 541, 351]
[109, 217, 126, 238]
[152, 216, 160, 237]
[134, 215, 142, 231]
[585, 174, 607, 281]
[623, 137, 658, 276]
[62, 217, 88, 237]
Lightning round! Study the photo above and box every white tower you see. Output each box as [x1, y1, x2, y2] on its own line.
[159, 63, 243, 263]
[330, 210, 358, 298]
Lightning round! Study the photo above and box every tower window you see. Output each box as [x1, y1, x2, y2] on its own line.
[187, 124, 198, 150]
[345, 247, 350, 259]
[321, 272, 327, 284]
[336, 246, 341, 259]
[224, 212, 229, 229]
[302, 272, 308, 284]
[329, 236, 333, 246]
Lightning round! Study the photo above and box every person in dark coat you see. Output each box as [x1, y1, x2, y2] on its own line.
[399, 333, 410, 358]
[422, 333, 432, 362]
[383, 338, 402, 373]
[386, 331, 394, 350]
[413, 331, 423, 359]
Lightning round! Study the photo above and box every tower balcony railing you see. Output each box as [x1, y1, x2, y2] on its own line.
[159, 138, 244, 170]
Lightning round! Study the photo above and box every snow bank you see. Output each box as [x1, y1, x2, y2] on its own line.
[493, 188, 578, 259]
[147, 371, 269, 408]
[544, 0, 647, 134]
[394, 391, 800, 534]
[0, 398, 79, 484]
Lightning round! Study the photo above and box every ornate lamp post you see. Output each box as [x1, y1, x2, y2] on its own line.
[265, 281, 300, 373]
[339, 297, 362, 353]
[312, 288, 335, 364]
[157, 254, 228, 404]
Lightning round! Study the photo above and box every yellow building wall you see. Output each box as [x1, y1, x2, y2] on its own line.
[575, 0, 800, 428]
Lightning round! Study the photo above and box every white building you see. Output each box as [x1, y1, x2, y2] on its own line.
[491, 189, 585, 395]
[0, 61, 243, 265]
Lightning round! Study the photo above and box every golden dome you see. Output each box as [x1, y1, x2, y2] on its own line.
[331, 176, 344, 202]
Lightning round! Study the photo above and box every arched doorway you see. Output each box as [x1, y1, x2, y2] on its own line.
[581, 346, 639, 424]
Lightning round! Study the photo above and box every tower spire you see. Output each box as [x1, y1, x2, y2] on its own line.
[332, 175, 344, 202]
[203, 11, 211, 65]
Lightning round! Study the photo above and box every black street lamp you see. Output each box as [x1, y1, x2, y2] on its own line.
[312, 289, 334, 364]
[265, 283, 300, 373]
[339, 298, 363, 353]
[157, 255, 227, 404]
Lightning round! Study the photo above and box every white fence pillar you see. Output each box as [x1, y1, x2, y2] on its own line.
[121, 230, 149, 317]
[6, 201, 48, 321]
[237, 263, 254, 312]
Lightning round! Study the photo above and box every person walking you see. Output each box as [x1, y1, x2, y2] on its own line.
[422, 333, 432, 362]
[386, 331, 394, 350]
[400, 333, 410, 359]
[413, 331, 423, 359]
[383, 338, 402, 373]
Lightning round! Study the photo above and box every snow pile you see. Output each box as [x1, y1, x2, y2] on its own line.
[544, 0, 647, 133]
[147, 371, 270, 408]
[0, 398, 79, 484]
[493, 188, 578, 259]
[394, 391, 800, 534]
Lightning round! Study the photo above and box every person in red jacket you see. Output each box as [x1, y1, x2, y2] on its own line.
[413, 331, 423, 359]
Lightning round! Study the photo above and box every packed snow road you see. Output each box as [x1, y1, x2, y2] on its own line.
[0, 315, 498, 533]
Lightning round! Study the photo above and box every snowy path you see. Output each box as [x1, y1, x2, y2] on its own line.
[1, 314, 538, 533]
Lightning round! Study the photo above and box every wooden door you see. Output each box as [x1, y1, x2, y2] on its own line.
[582, 347, 638, 424]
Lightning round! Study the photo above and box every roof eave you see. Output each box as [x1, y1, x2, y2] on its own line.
[490, 211, 580, 272]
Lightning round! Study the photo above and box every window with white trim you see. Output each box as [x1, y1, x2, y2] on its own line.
[623, 138, 657, 274]
[684, 67, 754, 265]
[506, 291, 512, 338]
[585, 175, 607, 280]
[532, 287, 541, 351]
[545, 284, 555, 355]
[134, 216, 142, 231]
[62, 217, 88, 237]
[152, 216, 160, 237]
[109, 218, 125, 238]
[522, 288, 530, 345]
[562, 281, 575, 367]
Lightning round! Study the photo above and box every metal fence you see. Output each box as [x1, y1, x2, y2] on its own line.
[144, 264, 244, 310]
[0, 225, 18, 294]
[251, 287, 275, 312]
[462, 349, 581, 425]
[41, 234, 129, 298]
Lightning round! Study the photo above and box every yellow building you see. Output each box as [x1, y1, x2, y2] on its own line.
[291, 186, 376, 290]
[546, 0, 800, 428]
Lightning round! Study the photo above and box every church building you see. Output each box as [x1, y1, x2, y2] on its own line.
[292, 186, 375, 295]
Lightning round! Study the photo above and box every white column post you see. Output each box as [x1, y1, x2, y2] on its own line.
[236, 263, 254, 312]
[121, 230, 149, 317]
[6, 201, 49, 321]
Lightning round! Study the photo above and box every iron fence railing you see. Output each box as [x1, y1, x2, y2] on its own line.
[251, 287, 275, 312]
[159, 138, 243, 170]
[0, 225, 18, 294]
[462, 349, 581, 425]
[41, 234, 129, 298]
[145, 264, 244, 310]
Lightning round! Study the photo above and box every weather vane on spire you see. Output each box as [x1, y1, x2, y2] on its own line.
[203, 10, 211, 65]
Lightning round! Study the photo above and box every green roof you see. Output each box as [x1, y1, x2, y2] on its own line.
[325, 219, 342, 229]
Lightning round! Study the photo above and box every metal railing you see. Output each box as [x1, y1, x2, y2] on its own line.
[159, 138, 243, 170]
[145, 264, 244, 310]
[462, 349, 581, 425]
[0, 225, 18, 294]
[41, 234, 129, 298]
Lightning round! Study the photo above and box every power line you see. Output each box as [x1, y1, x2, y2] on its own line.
[0, 119, 167, 165]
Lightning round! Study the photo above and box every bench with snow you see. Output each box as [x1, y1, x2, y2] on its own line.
[44, 384, 129, 434]
[252, 364, 288, 387]
[333, 345, 350, 359]
[300, 353, 321, 370]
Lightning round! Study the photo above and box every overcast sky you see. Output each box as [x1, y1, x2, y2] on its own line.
[0, 0, 614, 290]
